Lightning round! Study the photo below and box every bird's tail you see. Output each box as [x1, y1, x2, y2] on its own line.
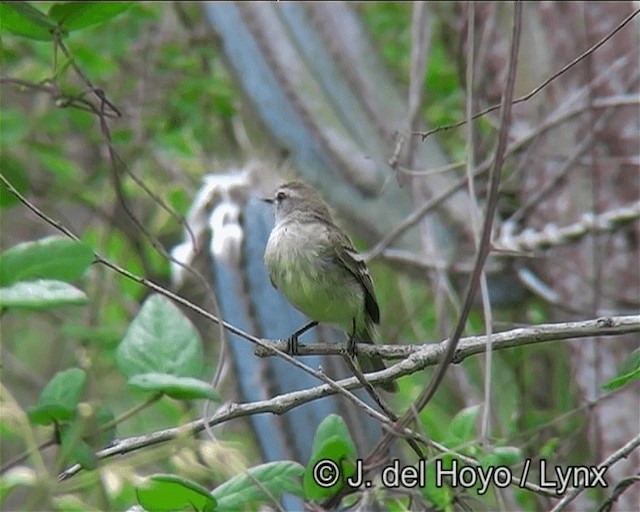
[355, 323, 398, 393]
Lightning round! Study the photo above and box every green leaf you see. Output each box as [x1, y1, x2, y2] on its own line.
[491, 446, 522, 466]
[28, 368, 87, 425]
[128, 373, 220, 401]
[447, 405, 481, 444]
[310, 414, 357, 459]
[0, 2, 57, 41]
[89, 406, 117, 447]
[303, 415, 358, 501]
[304, 437, 357, 501]
[602, 348, 640, 391]
[48, 2, 132, 31]
[136, 474, 216, 512]
[56, 404, 115, 469]
[60, 431, 97, 471]
[421, 461, 453, 510]
[539, 437, 560, 459]
[74, 443, 97, 471]
[0, 236, 94, 286]
[385, 496, 413, 512]
[212, 461, 305, 510]
[116, 294, 205, 379]
[0, 159, 29, 210]
[479, 446, 522, 470]
[0, 280, 88, 309]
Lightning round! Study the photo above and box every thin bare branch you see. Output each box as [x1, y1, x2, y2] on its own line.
[550, 434, 640, 512]
[255, 315, 640, 361]
[53, 313, 640, 482]
[412, 0, 522, 417]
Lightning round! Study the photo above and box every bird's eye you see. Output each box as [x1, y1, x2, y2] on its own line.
[276, 191, 287, 201]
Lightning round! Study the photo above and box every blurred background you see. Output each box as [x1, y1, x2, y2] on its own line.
[1, 2, 638, 510]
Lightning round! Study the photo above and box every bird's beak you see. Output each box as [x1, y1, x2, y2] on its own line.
[261, 197, 273, 204]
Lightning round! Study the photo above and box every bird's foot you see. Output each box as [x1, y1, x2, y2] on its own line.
[346, 335, 357, 358]
[285, 321, 318, 355]
[286, 333, 300, 355]
[346, 318, 358, 357]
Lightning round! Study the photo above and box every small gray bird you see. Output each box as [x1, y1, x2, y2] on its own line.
[263, 181, 397, 392]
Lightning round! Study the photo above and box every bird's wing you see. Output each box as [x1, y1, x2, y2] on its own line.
[329, 227, 380, 325]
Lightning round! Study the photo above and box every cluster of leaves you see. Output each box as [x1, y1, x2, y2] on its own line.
[1, 2, 246, 510]
[1, 1, 238, 228]
[0, 236, 294, 509]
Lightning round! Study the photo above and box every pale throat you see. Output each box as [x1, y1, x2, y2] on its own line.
[267, 219, 327, 275]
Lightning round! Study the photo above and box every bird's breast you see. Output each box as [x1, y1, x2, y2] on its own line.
[264, 222, 326, 283]
[264, 221, 364, 328]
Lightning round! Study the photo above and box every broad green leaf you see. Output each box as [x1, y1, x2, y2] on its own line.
[116, 294, 204, 379]
[310, 414, 357, 460]
[212, 461, 304, 510]
[303, 415, 358, 500]
[0, 2, 57, 40]
[0, 159, 29, 210]
[447, 405, 481, 444]
[304, 437, 356, 501]
[48, 2, 132, 31]
[28, 368, 86, 425]
[602, 348, 640, 391]
[136, 474, 216, 512]
[0, 280, 88, 309]
[128, 373, 220, 401]
[0, 236, 94, 286]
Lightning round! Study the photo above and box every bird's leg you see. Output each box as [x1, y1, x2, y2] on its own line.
[286, 321, 318, 355]
[346, 318, 357, 357]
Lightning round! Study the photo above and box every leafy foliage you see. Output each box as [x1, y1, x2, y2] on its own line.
[0, 236, 93, 285]
[136, 474, 216, 512]
[303, 414, 358, 501]
[27, 368, 87, 425]
[116, 294, 205, 379]
[211, 461, 305, 509]
[128, 373, 220, 401]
